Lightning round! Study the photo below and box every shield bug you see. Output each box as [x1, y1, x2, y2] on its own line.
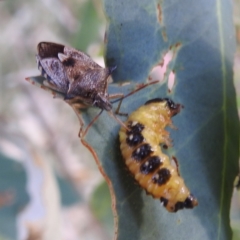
[119, 98, 198, 212]
[36, 42, 117, 111]
[26, 42, 158, 137]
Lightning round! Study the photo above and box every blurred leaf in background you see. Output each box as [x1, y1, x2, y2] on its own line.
[90, 181, 114, 239]
[70, 0, 105, 51]
[0, 0, 111, 239]
[0, 153, 28, 240]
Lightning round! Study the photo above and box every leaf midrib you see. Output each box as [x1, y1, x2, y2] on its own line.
[216, 0, 228, 238]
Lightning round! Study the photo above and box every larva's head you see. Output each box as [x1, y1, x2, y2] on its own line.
[161, 194, 198, 212]
[144, 98, 181, 116]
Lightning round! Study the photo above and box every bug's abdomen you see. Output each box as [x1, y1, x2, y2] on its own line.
[119, 99, 198, 212]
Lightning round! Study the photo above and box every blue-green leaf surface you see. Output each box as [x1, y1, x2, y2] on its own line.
[81, 0, 239, 239]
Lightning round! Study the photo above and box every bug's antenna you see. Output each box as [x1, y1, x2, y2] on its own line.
[107, 111, 129, 131]
[111, 80, 159, 104]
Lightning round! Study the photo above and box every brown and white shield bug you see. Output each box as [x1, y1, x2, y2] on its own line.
[34, 42, 128, 136]
[27, 42, 158, 137]
[36, 42, 117, 111]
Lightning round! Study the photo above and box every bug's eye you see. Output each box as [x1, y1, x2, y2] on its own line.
[85, 92, 91, 97]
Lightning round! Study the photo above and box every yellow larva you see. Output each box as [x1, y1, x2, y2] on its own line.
[119, 98, 198, 212]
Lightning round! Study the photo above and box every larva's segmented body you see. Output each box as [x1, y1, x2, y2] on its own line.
[119, 98, 198, 212]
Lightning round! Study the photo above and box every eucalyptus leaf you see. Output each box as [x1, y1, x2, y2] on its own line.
[81, 0, 239, 239]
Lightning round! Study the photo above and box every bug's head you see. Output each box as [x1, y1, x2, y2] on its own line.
[93, 94, 112, 111]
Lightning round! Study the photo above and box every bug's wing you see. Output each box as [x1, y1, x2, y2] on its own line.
[36, 42, 110, 104]
[67, 68, 110, 96]
[37, 42, 65, 59]
[36, 55, 69, 93]
[63, 46, 102, 69]
[38, 42, 103, 81]
[58, 46, 110, 98]
[66, 67, 112, 110]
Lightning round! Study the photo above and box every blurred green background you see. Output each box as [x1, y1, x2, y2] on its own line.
[0, 0, 239, 239]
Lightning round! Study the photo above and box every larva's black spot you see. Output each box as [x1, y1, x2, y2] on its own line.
[144, 98, 180, 116]
[152, 168, 171, 185]
[174, 201, 185, 212]
[127, 121, 144, 134]
[184, 194, 197, 209]
[164, 98, 177, 110]
[173, 194, 198, 211]
[165, 98, 181, 116]
[140, 156, 162, 174]
[131, 144, 153, 162]
[126, 133, 144, 147]
[144, 98, 165, 105]
[162, 144, 168, 149]
[145, 97, 177, 109]
[160, 197, 168, 207]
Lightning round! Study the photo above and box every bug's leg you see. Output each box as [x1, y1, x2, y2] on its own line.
[72, 106, 104, 138]
[65, 99, 89, 138]
[71, 106, 103, 138]
[111, 80, 160, 115]
[111, 80, 159, 104]
[43, 80, 65, 93]
[67, 96, 105, 138]
[109, 93, 124, 99]
[110, 80, 160, 116]
[114, 97, 128, 116]
[70, 106, 85, 138]
[107, 110, 129, 131]
[109, 93, 128, 116]
[81, 110, 103, 138]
